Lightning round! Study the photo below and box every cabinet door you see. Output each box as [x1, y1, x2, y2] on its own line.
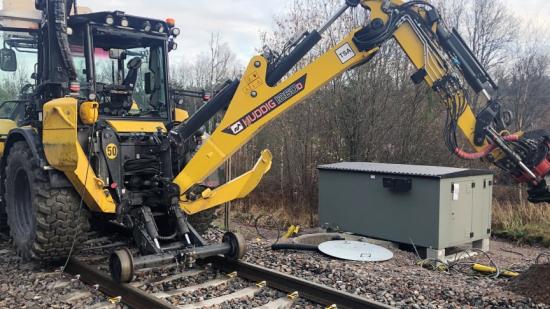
[448, 180, 473, 244]
[471, 180, 482, 239]
[469, 178, 493, 240]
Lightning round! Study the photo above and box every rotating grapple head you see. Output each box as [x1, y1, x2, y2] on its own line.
[496, 130, 550, 204]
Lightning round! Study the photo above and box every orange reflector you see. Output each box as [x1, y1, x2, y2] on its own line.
[166, 18, 176, 27]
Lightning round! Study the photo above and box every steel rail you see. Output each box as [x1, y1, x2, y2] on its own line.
[207, 255, 393, 309]
[66, 256, 393, 309]
[65, 258, 177, 309]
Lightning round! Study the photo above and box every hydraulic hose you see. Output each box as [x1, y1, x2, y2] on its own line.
[454, 135, 519, 160]
[53, 0, 77, 81]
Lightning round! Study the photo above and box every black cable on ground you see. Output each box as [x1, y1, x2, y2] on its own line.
[253, 214, 282, 245]
[500, 248, 527, 258]
[271, 243, 319, 252]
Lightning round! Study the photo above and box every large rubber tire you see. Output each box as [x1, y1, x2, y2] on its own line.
[188, 208, 216, 235]
[4, 142, 90, 261]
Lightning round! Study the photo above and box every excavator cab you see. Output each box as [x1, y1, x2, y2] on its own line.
[0, 0, 246, 281]
[67, 12, 171, 119]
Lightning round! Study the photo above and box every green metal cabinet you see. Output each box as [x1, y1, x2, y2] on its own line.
[318, 162, 493, 249]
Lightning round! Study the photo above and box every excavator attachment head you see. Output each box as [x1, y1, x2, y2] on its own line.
[502, 130, 550, 203]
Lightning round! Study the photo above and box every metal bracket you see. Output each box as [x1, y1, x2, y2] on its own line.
[474, 100, 501, 146]
[180, 149, 273, 215]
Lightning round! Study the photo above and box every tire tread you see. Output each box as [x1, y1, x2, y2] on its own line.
[5, 141, 89, 260]
[188, 208, 216, 235]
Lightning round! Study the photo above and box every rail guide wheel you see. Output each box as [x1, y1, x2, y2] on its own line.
[110, 247, 135, 283]
[223, 231, 247, 260]
[108, 232, 247, 283]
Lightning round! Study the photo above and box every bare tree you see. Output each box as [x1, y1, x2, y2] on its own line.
[170, 32, 239, 91]
[501, 26, 550, 132]
[436, 0, 516, 71]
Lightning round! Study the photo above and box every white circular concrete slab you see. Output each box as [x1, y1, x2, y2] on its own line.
[318, 240, 393, 262]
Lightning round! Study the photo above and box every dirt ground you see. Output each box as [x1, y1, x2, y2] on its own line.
[509, 263, 550, 304]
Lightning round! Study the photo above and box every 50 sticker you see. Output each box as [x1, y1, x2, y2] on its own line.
[105, 143, 118, 160]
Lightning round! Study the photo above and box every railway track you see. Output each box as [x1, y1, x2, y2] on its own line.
[66, 235, 392, 309]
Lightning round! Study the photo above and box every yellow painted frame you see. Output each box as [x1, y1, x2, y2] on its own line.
[180, 150, 272, 214]
[106, 120, 167, 133]
[42, 98, 116, 213]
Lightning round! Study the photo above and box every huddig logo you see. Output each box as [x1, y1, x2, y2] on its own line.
[223, 75, 307, 136]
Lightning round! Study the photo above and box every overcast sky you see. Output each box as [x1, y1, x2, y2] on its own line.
[76, 0, 549, 66]
[78, 0, 294, 65]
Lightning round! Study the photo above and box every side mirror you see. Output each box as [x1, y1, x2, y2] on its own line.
[0, 48, 17, 72]
[144, 72, 154, 94]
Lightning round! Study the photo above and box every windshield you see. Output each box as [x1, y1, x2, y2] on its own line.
[0, 30, 37, 123]
[71, 27, 168, 119]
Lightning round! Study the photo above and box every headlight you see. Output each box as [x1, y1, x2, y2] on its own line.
[120, 17, 129, 27]
[105, 15, 114, 25]
[171, 28, 181, 37]
[142, 21, 152, 32]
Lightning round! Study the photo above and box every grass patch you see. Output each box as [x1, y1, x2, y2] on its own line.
[492, 201, 550, 247]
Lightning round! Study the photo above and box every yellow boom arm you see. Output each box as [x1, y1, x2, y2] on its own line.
[175, 31, 379, 214]
[175, 0, 545, 214]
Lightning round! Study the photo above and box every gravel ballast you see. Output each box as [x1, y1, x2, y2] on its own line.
[0, 238, 106, 308]
[1, 224, 549, 308]
[204, 226, 550, 308]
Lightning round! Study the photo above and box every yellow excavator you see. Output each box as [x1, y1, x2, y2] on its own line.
[0, 0, 547, 282]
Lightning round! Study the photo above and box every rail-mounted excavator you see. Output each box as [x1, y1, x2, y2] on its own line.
[0, 0, 547, 282]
